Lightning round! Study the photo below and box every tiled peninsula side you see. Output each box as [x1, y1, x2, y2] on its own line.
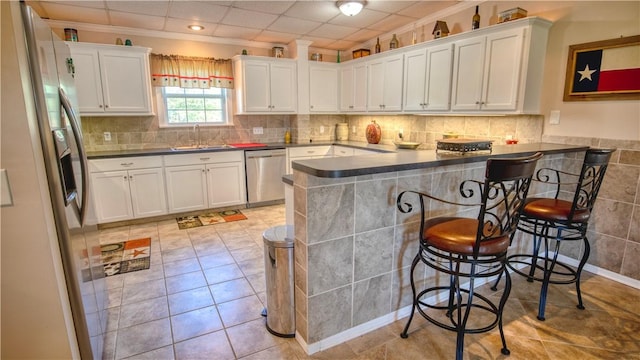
[289, 144, 612, 353]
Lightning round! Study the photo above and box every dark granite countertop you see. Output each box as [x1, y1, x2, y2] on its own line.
[291, 143, 589, 178]
[86, 141, 394, 159]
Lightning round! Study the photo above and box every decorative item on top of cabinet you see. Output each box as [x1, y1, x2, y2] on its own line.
[472, 6, 481, 30]
[366, 120, 381, 144]
[432, 21, 449, 39]
[389, 34, 399, 49]
[352, 49, 370, 58]
[375, 37, 381, 53]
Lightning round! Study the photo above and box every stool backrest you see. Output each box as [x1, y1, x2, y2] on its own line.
[568, 148, 615, 222]
[473, 152, 543, 255]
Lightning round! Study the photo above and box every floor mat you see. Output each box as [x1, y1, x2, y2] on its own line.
[101, 237, 151, 277]
[176, 209, 247, 230]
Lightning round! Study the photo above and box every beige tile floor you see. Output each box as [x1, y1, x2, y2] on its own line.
[101, 204, 640, 360]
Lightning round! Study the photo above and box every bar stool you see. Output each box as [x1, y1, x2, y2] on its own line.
[497, 148, 615, 321]
[397, 152, 542, 360]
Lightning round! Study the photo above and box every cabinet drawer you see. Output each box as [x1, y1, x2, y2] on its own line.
[288, 146, 332, 158]
[89, 156, 163, 172]
[163, 150, 243, 166]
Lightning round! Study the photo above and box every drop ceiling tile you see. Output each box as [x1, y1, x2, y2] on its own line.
[364, 1, 416, 13]
[106, 1, 170, 17]
[36, 2, 109, 24]
[283, 1, 341, 22]
[268, 16, 321, 35]
[397, 1, 456, 19]
[164, 18, 216, 36]
[252, 30, 297, 45]
[221, 7, 278, 29]
[48, 1, 106, 9]
[329, 8, 389, 28]
[109, 11, 166, 31]
[307, 23, 358, 40]
[301, 36, 338, 49]
[367, 13, 417, 32]
[232, 1, 295, 15]
[343, 28, 383, 43]
[326, 39, 360, 51]
[212, 24, 262, 40]
[167, 1, 230, 22]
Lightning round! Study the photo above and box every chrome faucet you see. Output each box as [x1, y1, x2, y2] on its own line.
[194, 124, 200, 147]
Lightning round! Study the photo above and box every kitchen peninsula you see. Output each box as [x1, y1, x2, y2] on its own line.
[288, 142, 588, 353]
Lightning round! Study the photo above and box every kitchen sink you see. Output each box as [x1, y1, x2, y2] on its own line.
[170, 144, 234, 151]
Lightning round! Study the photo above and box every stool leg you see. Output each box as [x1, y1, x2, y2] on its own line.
[527, 225, 546, 282]
[401, 253, 421, 338]
[498, 266, 511, 355]
[537, 238, 557, 321]
[575, 236, 590, 310]
[455, 264, 471, 360]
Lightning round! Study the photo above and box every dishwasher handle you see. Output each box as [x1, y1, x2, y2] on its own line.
[245, 149, 286, 158]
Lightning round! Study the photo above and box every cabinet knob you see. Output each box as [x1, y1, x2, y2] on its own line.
[475, 101, 481, 105]
[123, 176, 127, 180]
[349, 105, 354, 109]
[129, 175, 133, 180]
[99, 105, 103, 108]
[310, 105, 314, 109]
[105, 105, 109, 108]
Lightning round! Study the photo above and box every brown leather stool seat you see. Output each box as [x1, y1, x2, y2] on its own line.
[493, 148, 615, 321]
[397, 152, 542, 360]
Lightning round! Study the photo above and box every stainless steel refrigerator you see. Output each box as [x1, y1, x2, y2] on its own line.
[1, 2, 106, 358]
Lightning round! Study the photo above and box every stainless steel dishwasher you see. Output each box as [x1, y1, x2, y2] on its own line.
[245, 148, 286, 207]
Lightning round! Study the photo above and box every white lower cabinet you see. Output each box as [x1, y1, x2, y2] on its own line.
[286, 146, 332, 174]
[89, 157, 167, 223]
[164, 152, 245, 213]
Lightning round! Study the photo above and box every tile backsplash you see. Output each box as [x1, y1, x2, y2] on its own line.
[81, 113, 545, 152]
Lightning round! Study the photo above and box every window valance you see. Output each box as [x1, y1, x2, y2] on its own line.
[150, 54, 234, 89]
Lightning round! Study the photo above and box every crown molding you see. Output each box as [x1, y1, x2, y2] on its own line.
[43, 19, 284, 50]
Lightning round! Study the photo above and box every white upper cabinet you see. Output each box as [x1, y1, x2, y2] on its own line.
[403, 43, 453, 111]
[68, 42, 153, 116]
[450, 18, 551, 113]
[309, 63, 339, 112]
[340, 61, 367, 112]
[367, 53, 403, 112]
[233, 56, 297, 114]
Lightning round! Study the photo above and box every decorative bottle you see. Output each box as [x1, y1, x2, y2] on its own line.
[472, 6, 480, 30]
[375, 37, 381, 53]
[337, 50, 341, 63]
[389, 34, 399, 49]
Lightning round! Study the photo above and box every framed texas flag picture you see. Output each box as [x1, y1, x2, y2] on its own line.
[563, 35, 640, 101]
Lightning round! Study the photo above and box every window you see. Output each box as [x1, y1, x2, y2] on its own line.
[158, 86, 232, 127]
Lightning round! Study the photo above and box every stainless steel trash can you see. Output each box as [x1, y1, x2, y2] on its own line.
[262, 225, 295, 337]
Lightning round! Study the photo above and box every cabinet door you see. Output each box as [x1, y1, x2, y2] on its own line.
[69, 48, 105, 113]
[128, 168, 167, 218]
[368, 54, 403, 111]
[242, 61, 271, 112]
[367, 59, 385, 111]
[269, 62, 297, 112]
[424, 43, 453, 111]
[352, 63, 368, 111]
[309, 65, 339, 112]
[339, 66, 355, 111]
[403, 49, 428, 111]
[451, 36, 486, 111]
[98, 50, 152, 113]
[382, 54, 404, 111]
[206, 162, 246, 208]
[481, 28, 525, 111]
[164, 165, 208, 213]
[90, 171, 133, 223]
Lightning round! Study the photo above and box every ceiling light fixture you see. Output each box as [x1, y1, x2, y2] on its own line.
[337, 1, 365, 16]
[188, 25, 204, 31]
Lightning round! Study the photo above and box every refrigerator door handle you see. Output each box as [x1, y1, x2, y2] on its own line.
[59, 87, 87, 226]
